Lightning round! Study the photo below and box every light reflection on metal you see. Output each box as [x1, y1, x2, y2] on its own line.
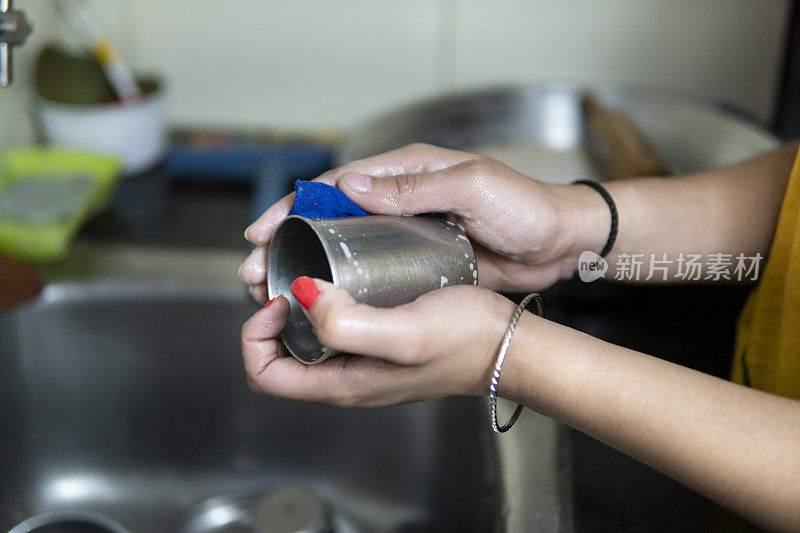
[42, 473, 118, 503]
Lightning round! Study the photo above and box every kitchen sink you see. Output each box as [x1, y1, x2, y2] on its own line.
[0, 244, 568, 532]
[2, 81, 775, 531]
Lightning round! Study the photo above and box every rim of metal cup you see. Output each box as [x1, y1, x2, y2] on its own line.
[267, 215, 343, 364]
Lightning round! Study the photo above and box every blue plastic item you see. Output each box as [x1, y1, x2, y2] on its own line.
[164, 142, 333, 221]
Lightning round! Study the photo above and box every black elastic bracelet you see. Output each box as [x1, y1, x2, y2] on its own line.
[572, 180, 618, 257]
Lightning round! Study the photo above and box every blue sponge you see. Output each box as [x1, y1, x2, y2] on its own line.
[288, 180, 371, 218]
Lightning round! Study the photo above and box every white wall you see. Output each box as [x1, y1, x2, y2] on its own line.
[0, 1, 61, 150]
[452, 0, 789, 123]
[0, 0, 791, 150]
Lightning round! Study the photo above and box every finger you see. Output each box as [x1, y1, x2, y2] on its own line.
[244, 192, 295, 245]
[244, 172, 341, 245]
[290, 276, 427, 364]
[245, 352, 419, 408]
[239, 244, 268, 286]
[249, 284, 268, 305]
[241, 295, 290, 382]
[244, 144, 476, 245]
[317, 143, 476, 183]
[336, 159, 487, 216]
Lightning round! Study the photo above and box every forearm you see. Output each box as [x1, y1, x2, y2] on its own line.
[555, 142, 798, 280]
[500, 314, 800, 531]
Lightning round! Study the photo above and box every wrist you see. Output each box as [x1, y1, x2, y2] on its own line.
[468, 294, 520, 397]
[476, 292, 548, 404]
[550, 182, 612, 259]
[494, 310, 546, 404]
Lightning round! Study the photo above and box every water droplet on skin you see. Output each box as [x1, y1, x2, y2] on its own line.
[440, 276, 448, 288]
[339, 242, 353, 259]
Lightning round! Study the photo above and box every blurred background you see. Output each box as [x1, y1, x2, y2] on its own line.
[1, 1, 799, 532]
[0, 0, 793, 148]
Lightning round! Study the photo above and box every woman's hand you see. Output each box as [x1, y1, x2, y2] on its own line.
[240, 143, 608, 300]
[241, 277, 517, 407]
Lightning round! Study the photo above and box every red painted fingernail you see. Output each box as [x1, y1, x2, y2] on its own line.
[261, 296, 277, 309]
[291, 276, 320, 310]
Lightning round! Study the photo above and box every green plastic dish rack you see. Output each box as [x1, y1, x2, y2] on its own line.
[0, 147, 121, 263]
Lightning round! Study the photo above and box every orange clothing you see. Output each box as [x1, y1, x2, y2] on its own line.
[732, 148, 800, 398]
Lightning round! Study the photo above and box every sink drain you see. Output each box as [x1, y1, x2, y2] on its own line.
[253, 487, 329, 533]
[8, 510, 129, 533]
[177, 486, 331, 533]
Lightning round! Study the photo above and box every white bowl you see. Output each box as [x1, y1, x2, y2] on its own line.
[37, 81, 167, 175]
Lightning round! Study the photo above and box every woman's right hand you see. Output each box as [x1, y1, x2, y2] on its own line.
[241, 143, 608, 296]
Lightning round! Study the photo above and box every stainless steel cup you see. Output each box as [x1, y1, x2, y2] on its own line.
[267, 215, 478, 364]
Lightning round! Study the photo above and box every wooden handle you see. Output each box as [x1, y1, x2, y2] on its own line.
[582, 93, 671, 180]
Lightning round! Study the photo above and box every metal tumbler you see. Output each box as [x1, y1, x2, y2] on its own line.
[267, 215, 478, 364]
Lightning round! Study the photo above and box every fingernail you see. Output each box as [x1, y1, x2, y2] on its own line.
[261, 296, 277, 309]
[291, 276, 320, 310]
[244, 225, 252, 241]
[344, 173, 372, 193]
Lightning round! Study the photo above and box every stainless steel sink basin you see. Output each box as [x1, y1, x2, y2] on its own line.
[0, 244, 567, 532]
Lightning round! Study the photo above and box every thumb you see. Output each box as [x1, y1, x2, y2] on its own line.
[241, 294, 291, 383]
[290, 276, 425, 364]
[337, 161, 482, 216]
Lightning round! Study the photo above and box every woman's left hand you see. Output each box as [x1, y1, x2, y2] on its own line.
[241, 278, 516, 408]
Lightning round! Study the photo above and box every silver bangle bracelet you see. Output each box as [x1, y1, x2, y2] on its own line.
[489, 292, 543, 433]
